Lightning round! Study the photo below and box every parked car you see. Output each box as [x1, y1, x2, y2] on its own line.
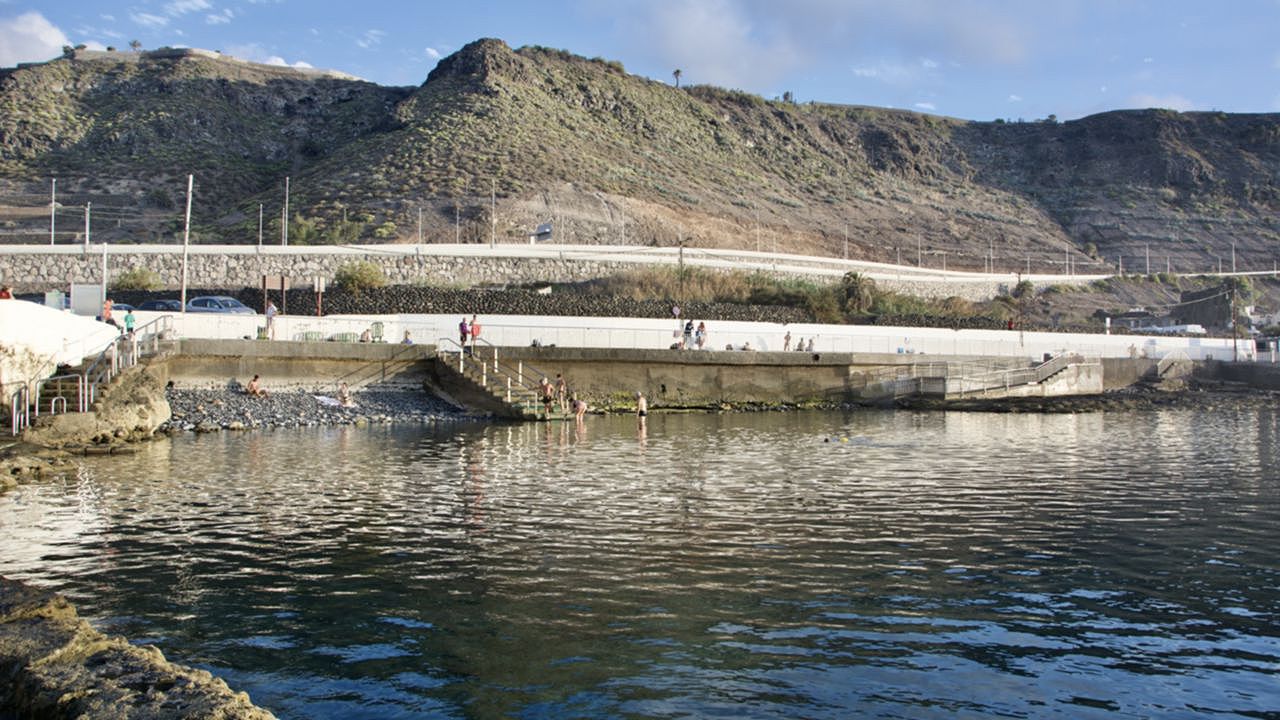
[185, 296, 256, 314]
[138, 299, 183, 311]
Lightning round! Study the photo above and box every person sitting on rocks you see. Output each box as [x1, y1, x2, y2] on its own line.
[246, 374, 268, 398]
[359, 328, 372, 343]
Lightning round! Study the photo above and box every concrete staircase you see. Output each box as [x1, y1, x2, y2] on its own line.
[430, 343, 555, 420]
[12, 316, 176, 435]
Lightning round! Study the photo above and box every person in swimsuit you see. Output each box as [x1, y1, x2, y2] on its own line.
[246, 374, 268, 397]
[555, 373, 568, 412]
[539, 377, 555, 417]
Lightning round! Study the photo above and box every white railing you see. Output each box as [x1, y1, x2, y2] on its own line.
[12, 315, 175, 435]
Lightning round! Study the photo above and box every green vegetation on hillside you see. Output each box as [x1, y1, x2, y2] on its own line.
[1, 40, 1277, 277]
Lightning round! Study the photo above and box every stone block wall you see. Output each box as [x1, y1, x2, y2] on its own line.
[0, 245, 1025, 302]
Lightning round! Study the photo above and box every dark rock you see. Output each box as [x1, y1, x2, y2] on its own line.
[0, 577, 276, 718]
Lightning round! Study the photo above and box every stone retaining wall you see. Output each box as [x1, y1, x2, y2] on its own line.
[3, 248, 629, 292]
[0, 246, 1025, 302]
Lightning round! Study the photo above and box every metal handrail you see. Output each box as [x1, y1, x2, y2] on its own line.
[9, 386, 29, 436]
[1156, 349, 1191, 377]
[9, 315, 175, 435]
[473, 337, 558, 390]
[437, 338, 548, 406]
[34, 374, 85, 416]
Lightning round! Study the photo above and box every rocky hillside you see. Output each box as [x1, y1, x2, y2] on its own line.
[1, 40, 1277, 274]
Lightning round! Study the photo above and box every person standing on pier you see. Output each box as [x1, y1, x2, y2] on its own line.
[553, 374, 569, 412]
[539, 377, 555, 418]
[265, 300, 277, 340]
[469, 314, 482, 349]
[458, 317, 470, 348]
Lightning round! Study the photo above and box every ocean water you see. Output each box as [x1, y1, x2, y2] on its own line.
[2, 408, 1278, 718]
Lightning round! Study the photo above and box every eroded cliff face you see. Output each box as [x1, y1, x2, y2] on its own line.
[0, 577, 276, 719]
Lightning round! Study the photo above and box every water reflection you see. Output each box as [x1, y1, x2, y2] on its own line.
[1, 409, 1277, 719]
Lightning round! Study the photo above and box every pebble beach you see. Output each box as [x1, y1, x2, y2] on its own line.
[161, 387, 467, 432]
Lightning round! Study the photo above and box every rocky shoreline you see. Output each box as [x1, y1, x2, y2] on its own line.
[0, 577, 275, 719]
[890, 377, 1280, 413]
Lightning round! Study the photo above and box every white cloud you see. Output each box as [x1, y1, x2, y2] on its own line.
[131, 12, 168, 28]
[1143, 57, 1153, 63]
[356, 29, 386, 49]
[1008, 94, 1022, 102]
[225, 43, 310, 69]
[263, 56, 313, 69]
[1128, 93, 1196, 111]
[0, 11, 70, 66]
[852, 61, 911, 83]
[425, 47, 441, 60]
[613, 0, 1037, 98]
[206, 9, 233, 25]
[626, 0, 804, 90]
[914, 101, 936, 111]
[166, 0, 212, 17]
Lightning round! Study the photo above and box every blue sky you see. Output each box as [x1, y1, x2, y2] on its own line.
[2, 0, 1277, 121]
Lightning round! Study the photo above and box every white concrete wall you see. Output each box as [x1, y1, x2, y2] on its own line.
[152, 311, 1254, 362]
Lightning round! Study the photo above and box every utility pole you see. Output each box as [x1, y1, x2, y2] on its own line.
[84, 203, 90, 248]
[455, 203, 460, 243]
[257, 204, 263, 246]
[490, 178, 496, 248]
[1232, 242, 1236, 273]
[181, 174, 193, 311]
[282, 176, 290, 246]
[1230, 280, 1239, 362]
[917, 237, 922, 267]
[100, 238, 107, 304]
[1145, 244, 1150, 275]
[754, 205, 760, 252]
[417, 206, 423, 244]
[843, 222, 848, 261]
[678, 233, 685, 303]
[49, 178, 56, 245]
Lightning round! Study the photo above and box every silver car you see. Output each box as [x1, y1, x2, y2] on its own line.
[185, 296, 256, 314]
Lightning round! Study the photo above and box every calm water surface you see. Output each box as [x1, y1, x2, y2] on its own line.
[2, 409, 1278, 719]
